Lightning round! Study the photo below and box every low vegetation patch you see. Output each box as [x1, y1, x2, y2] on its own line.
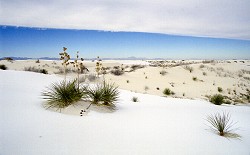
[206, 112, 240, 138]
[210, 94, 224, 105]
[132, 96, 139, 102]
[111, 69, 124, 76]
[0, 64, 7, 70]
[160, 70, 167, 76]
[184, 65, 194, 73]
[163, 88, 174, 96]
[217, 87, 223, 93]
[24, 67, 48, 74]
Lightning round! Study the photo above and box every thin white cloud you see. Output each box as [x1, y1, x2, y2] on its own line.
[1, 0, 250, 40]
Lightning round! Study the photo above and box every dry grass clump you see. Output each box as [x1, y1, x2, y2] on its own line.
[24, 67, 48, 74]
[160, 70, 167, 76]
[111, 68, 124, 76]
[184, 65, 193, 73]
[130, 64, 145, 71]
[217, 87, 223, 93]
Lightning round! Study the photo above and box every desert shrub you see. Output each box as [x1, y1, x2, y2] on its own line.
[160, 70, 167, 76]
[199, 64, 205, 68]
[163, 88, 174, 96]
[184, 65, 193, 73]
[111, 69, 124, 76]
[24, 67, 48, 74]
[210, 94, 224, 105]
[206, 112, 240, 138]
[126, 80, 129, 83]
[87, 74, 97, 82]
[35, 59, 40, 63]
[192, 77, 197, 81]
[203, 72, 207, 76]
[218, 87, 223, 93]
[87, 81, 119, 107]
[42, 80, 86, 111]
[0, 64, 7, 70]
[130, 64, 145, 71]
[144, 86, 149, 91]
[132, 97, 139, 102]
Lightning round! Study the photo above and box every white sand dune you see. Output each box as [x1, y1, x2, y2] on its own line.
[1, 70, 250, 155]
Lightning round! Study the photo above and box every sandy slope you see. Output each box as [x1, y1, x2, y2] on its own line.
[1, 70, 250, 155]
[1, 59, 250, 103]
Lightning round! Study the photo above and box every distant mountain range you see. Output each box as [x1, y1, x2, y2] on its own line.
[0, 56, 165, 61]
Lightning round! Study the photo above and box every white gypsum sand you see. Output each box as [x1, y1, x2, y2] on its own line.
[1, 70, 250, 155]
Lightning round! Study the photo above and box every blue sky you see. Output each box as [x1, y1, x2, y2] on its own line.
[0, 26, 250, 59]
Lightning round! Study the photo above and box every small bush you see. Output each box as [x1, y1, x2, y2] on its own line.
[144, 86, 149, 91]
[184, 65, 193, 73]
[218, 87, 223, 93]
[0, 64, 7, 70]
[163, 88, 174, 96]
[132, 97, 139, 102]
[203, 72, 207, 76]
[111, 69, 124, 76]
[210, 94, 224, 105]
[160, 70, 167, 76]
[87, 74, 97, 82]
[126, 80, 129, 83]
[35, 59, 40, 63]
[199, 64, 205, 68]
[206, 112, 240, 138]
[192, 77, 197, 81]
[42, 80, 86, 111]
[130, 65, 145, 71]
[24, 67, 48, 74]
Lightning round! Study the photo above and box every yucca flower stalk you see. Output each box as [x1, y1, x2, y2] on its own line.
[59, 47, 70, 81]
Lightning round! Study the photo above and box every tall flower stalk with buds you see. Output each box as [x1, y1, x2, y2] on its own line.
[72, 51, 84, 89]
[95, 56, 103, 77]
[59, 47, 70, 81]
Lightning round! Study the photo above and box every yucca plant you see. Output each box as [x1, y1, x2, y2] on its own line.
[42, 80, 86, 111]
[86, 81, 119, 109]
[102, 81, 119, 106]
[206, 112, 240, 138]
[86, 84, 104, 105]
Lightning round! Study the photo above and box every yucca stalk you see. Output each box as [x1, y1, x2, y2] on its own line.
[206, 112, 239, 137]
[59, 47, 70, 81]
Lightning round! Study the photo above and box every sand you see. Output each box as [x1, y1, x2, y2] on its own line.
[1, 59, 249, 104]
[1, 70, 250, 155]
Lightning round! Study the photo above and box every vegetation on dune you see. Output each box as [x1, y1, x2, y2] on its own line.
[210, 94, 224, 105]
[132, 96, 139, 102]
[163, 88, 174, 96]
[24, 67, 48, 74]
[0, 64, 7, 70]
